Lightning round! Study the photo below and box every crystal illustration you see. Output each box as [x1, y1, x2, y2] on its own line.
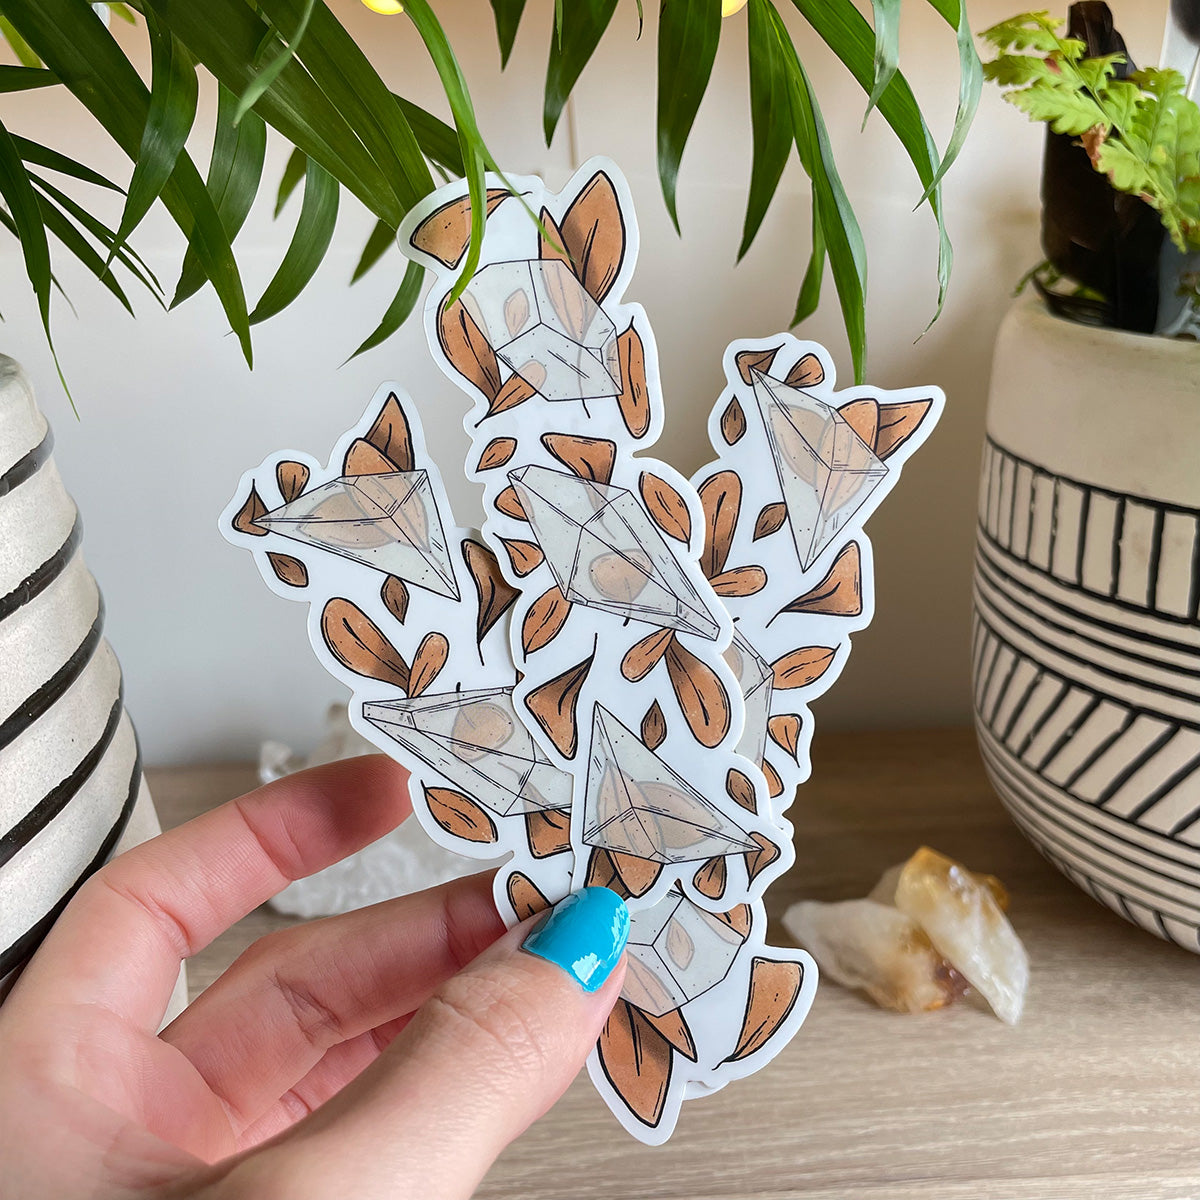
[509, 464, 721, 640]
[583, 705, 755, 863]
[462, 259, 621, 401]
[622, 890, 747, 1017]
[723, 632, 773, 766]
[257, 472, 459, 598]
[753, 372, 888, 569]
[363, 687, 572, 817]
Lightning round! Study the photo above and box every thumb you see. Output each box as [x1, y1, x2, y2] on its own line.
[226, 887, 629, 1200]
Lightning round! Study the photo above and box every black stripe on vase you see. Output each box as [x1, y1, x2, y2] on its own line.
[981, 436, 1200, 625]
[973, 613, 1200, 842]
[0, 739, 142, 979]
[0, 597, 105, 754]
[0, 427, 53, 500]
[0, 512, 83, 623]
[0, 680, 124, 871]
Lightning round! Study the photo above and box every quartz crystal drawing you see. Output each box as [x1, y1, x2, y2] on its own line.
[622, 890, 747, 1017]
[227, 158, 942, 1147]
[509, 464, 721, 639]
[583, 706, 755, 863]
[462, 259, 621, 401]
[753, 372, 889, 569]
[256, 471, 459, 597]
[364, 687, 572, 817]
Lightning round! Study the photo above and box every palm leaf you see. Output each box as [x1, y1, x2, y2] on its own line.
[347, 258, 424, 360]
[657, 0, 722, 232]
[0, 64, 57, 91]
[352, 217, 396, 283]
[490, 0, 528, 67]
[250, 156, 338, 324]
[544, 0, 619, 145]
[111, 7, 199, 266]
[865, 0, 901, 119]
[5, 0, 253, 363]
[740, 0, 793, 258]
[14, 135, 123, 191]
[233, 0, 315, 125]
[175, 83, 267, 306]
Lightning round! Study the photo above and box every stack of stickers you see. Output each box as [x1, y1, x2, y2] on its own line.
[223, 161, 943, 1143]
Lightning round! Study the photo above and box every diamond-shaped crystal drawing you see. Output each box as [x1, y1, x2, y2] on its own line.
[621, 890, 747, 1017]
[363, 687, 572, 817]
[461, 259, 621, 401]
[583, 705, 755, 864]
[508, 464, 721, 640]
[257, 472, 459, 598]
[752, 371, 888, 569]
[723, 631, 773, 766]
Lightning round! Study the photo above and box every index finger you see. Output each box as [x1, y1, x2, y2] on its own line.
[9, 754, 413, 1029]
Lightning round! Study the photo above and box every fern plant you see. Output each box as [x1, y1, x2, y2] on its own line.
[0, 0, 981, 400]
[982, 11, 1200, 253]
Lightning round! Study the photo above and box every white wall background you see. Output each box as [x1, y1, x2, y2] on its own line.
[0, 0, 1170, 764]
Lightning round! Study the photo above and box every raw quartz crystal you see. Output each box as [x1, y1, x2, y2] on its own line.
[782, 899, 967, 1014]
[622, 889, 747, 1017]
[509, 464, 721, 640]
[256, 471, 460, 598]
[783, 846, 1029, 1024]
[722, 631, 773, 766]
[583, 705, 755, 864]
[753, 372, 888, 569]
[461, 259, 621, 400]
[363, 686, 572, 817]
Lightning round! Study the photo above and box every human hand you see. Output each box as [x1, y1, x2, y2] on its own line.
[0, 756, 628, 1199]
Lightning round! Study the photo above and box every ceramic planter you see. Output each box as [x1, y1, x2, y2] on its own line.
[973, 297, 1200, 950]
[0, 355, 184, 1009]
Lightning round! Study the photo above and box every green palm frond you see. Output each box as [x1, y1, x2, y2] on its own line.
[0, 0, 978, 395]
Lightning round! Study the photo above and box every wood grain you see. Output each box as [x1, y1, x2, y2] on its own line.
[148, 729, 1200, 1199]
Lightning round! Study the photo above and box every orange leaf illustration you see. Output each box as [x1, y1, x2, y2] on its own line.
[424, 785, 497, 844]
[365, 392, 415, 471]
[542, 432, 617, 484]
[725, 958, 805, 1062]
[710, 565, 767, 596]
[524, 651, 593, 758]
[641, 700, 667, 751]
[462, 539, 519, 644]
[321, 598, 410, 690]
[266, 552, 307, 588]
[698, 471, 741, 579]
[275, 460, 309, 503]
[639, 472, 691, 543]
[720, 396, 747, 445]
[559, 170, 624, 303]
[522, 585, 571, 654]
[753, 501, 786, 541]
[616, 324, 651, 439]
[785, 352, 825, 387]
[735, 346, 780, 384]
[438, 298, 501, 401]
[232, 485, 268, 536]
[780, 542, 862, 617]
[771, 646, 836, 690]
[409, 188, 508, 268]
[476, 437, 517, 472]
[500, 538, 544, 577]
[409, 631, 449, 697]
[665, 637, 731, 748]
[621, 628, 674, 682]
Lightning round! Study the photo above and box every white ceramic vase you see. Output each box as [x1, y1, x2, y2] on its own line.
[0, 356, 186, 1011]
[973, 297, 1200, 951]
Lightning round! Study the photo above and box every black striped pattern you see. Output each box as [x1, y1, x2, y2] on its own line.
[0, 741, 141, 979]
[974, 438, 1200, 951]
[0, 419, 138, 981]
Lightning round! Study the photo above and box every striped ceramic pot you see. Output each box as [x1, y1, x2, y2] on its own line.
[973, 297, 1200, 952]
[0, 355, 183, 1006]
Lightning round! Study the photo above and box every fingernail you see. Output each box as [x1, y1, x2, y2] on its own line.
[522, 887, 629, 993]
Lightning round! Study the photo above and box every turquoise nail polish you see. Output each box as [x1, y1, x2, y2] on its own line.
[522, 887, 630, 993]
